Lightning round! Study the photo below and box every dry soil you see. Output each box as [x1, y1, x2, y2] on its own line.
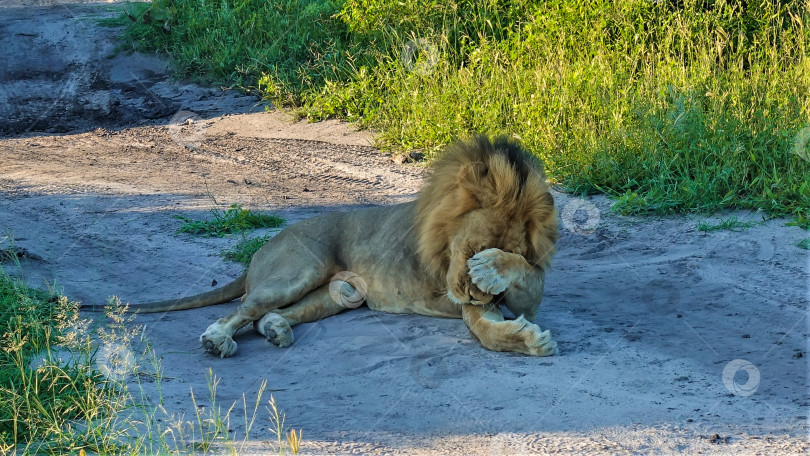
[0, 1, 808, 454]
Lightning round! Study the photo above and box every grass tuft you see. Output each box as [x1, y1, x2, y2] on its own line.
[697, 216, 762, 233]
[797, 238, 810, 250]
[176, 204, 285, 237]
[221, 234, 271, 267]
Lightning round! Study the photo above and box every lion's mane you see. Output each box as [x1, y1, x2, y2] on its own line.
[415, 135, 558, 280]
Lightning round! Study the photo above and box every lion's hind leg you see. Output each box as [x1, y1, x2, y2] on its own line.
[200, 265, 333, 357]
[255, 284, 349, 348]
[462, 303, 557, 356]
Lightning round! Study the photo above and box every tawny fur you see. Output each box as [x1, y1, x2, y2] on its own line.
[88, 135, 561, 358]
[416, 136, 558, 280]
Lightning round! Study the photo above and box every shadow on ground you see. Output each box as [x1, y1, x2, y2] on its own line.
[1, 187, 807, 453]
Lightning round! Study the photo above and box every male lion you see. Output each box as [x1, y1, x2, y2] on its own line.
[98, 136, 559, 357]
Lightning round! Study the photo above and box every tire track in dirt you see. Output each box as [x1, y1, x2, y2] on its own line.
[192, 136, 424, 197]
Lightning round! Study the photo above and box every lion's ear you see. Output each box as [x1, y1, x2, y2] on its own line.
[457, 161, 488, 184]
[459, 182, 484, 209]
[478, 164, 489, 178]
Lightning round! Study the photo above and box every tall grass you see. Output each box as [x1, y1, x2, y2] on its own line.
[0, 266, 129, 454]
[125, 0, 810, 223]
[0, 258, 300, 454]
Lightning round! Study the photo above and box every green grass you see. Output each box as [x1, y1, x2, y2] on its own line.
[95, 11, 135, 28]
[176, 204, 285, 237]
[697, 215, 762, 232]
[124, 0, 810, 225]
[0, 266, 121, 453]
[797, 238, 810, 250]
[0, 252, 301, 453]
[221, 234, 271, 267]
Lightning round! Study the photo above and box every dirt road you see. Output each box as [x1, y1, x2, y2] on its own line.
[0, 2, 807, 454]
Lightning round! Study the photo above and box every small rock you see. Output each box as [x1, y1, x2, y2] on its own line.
[706, 433, 730, 444]
[392, 150, 426, 164]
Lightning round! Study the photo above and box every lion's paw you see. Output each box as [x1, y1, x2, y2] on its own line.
[200, 324, 237, 358]
[518, 320, 558, 357]
[254, 312, 294, 348]
[467, 248, 519, 295]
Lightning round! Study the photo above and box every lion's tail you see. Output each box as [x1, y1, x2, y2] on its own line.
[81, 273, 247, 313]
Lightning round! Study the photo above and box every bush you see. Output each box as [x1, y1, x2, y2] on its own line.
[125, 0, 810, 223]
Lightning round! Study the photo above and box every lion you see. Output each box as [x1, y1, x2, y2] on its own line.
[89, 135, 559, 357]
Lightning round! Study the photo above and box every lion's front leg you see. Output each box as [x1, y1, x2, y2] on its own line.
[445, 234, 493, 305]
[462, 303, 558, 356]
[464, 248, 556, 355]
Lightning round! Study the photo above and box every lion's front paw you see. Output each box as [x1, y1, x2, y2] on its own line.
[200, 324, 238, 358]
[494, 316, 557, 356]
[518, 320, 558, 357]
[254, 312, 294, 348]
[467, 248, 521, 295]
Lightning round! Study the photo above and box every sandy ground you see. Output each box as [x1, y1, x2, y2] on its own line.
[0, 2, 808, 454]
